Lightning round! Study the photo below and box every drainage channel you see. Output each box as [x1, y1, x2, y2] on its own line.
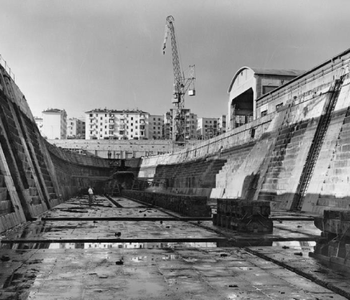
[104, 194, 124, 207]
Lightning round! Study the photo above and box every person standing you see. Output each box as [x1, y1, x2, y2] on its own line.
[88, 186, 94, 207]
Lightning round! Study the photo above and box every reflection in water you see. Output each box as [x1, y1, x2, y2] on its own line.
[47, 242, 218, 249]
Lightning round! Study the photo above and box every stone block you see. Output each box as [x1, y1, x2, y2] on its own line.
[0, 187, 8, 200]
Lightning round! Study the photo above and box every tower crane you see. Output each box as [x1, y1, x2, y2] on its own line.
[162, 15, 195, 143]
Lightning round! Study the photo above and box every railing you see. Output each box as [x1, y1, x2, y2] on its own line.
[0, 54, 15, 81]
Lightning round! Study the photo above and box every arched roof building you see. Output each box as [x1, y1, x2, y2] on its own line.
[227, 67, 304, 130]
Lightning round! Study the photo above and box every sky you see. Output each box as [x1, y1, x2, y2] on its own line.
[1, 0, 350, 120]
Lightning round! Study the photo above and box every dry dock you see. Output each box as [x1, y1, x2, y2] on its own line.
[1, 195, 350, 300]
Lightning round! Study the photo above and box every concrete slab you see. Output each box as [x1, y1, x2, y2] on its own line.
[0, 196, 349, 299]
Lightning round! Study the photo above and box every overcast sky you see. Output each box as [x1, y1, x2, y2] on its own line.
[1, 0, 350, 120]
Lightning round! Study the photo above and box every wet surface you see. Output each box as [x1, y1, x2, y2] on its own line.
[1, 195, 349, 299]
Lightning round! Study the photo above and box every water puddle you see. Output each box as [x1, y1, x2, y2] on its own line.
[38, 242, 219, 249]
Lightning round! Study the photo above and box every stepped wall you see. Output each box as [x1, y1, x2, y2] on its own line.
[0, 65, 112, 233]
[139, 50, 350, 216]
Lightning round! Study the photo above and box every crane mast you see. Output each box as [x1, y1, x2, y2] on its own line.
[163, 15, 195, 143]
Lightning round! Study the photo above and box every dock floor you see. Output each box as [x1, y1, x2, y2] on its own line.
[1, 195, 349, 299]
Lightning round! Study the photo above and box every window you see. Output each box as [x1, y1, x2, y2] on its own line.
[262, 85, 278, 95]
[261, 110, 268, 117]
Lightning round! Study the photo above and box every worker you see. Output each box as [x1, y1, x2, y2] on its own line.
[88, 186, 94, 207]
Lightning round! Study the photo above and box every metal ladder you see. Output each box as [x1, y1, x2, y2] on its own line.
[292, 76, 344, 211]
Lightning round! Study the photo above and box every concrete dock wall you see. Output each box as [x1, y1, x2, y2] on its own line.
[139, 49, 350, 216]
[0, 65, 112, 233]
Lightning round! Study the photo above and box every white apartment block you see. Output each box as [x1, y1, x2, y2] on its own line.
[42, 109, 67, 139]
[197, 117, 218, 139]
[85, 109, 150, 140]
[67, 117, 85, 139]
[149, 115, 164, 140]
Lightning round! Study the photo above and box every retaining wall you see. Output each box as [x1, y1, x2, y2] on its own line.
[139, 49, 350, 216]
[0, 65, 112, 233]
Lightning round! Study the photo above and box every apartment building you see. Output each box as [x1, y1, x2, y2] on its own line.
[42, 108, 67, 139]
[164, 108, 197, 141]
[85, 109, 149, 140]
[197, 117, 218, 139]
[114, 110, 149, 140]
[67, 117, 85, 139]
[149, 115, 164, 140]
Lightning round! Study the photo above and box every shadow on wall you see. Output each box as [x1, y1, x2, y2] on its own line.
[241, 172, 260, 201]
[237, 171, 350, 216]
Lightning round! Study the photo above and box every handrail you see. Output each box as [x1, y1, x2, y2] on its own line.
[0, 54, 15, 81]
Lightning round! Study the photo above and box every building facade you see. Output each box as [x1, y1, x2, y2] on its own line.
[85, 109, 150, 140]
[197, 117, 218, 139]
[67, 117, 85, 139]
[164, 108, 197, 141]
[227, 67, 304, 130]
[149, 115, 164, 140]
[42, 109, 67, 139]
